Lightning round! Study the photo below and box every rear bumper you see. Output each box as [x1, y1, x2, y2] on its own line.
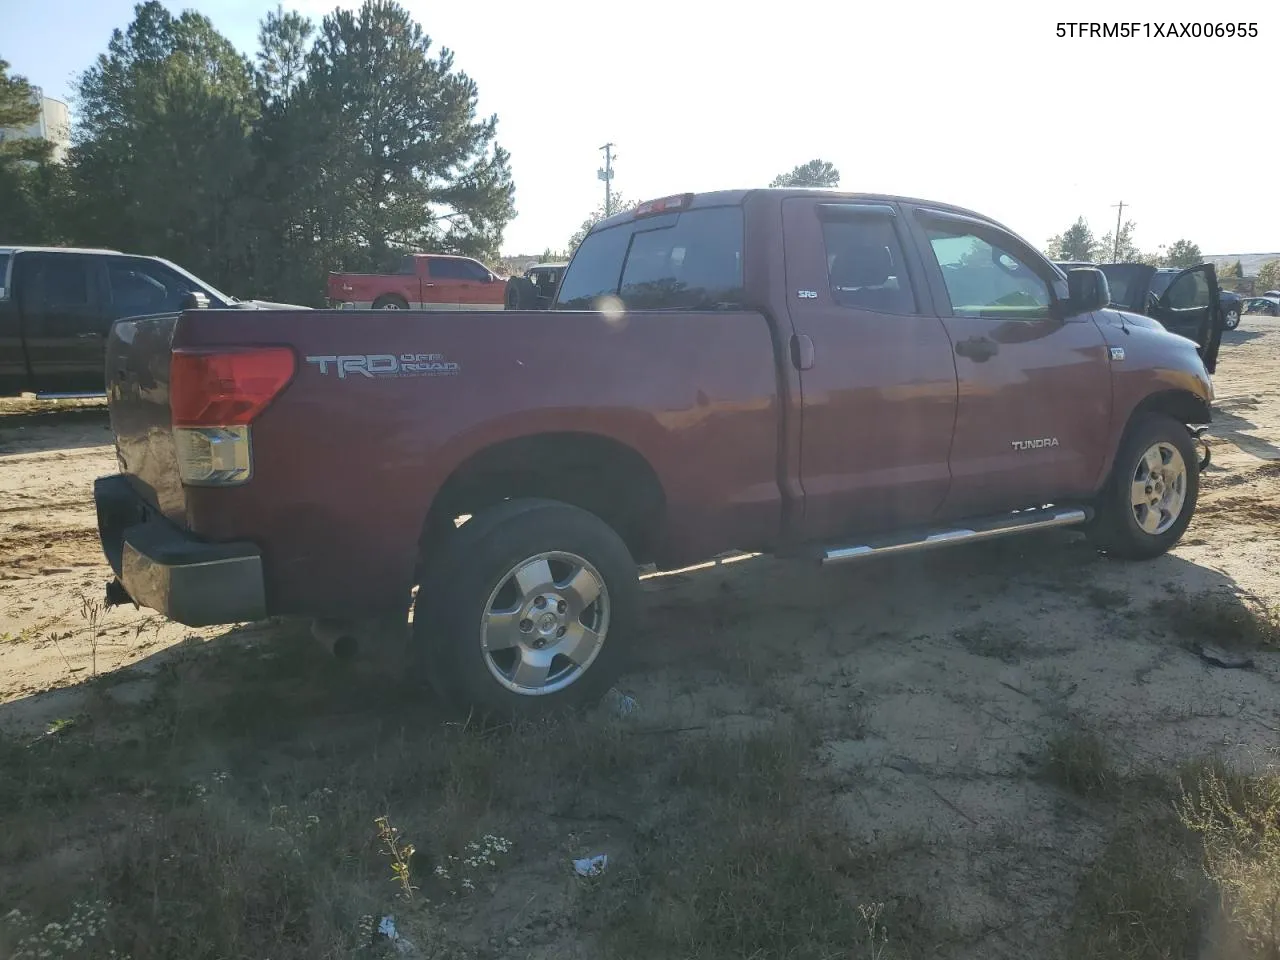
[93, 475, 267, 627]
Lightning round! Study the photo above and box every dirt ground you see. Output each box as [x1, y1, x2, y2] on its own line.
[2, 317, 1280, 959]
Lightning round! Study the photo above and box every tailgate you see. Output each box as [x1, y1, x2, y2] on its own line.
[106, 312, 187, 523]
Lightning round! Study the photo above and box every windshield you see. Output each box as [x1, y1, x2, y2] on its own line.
[1097, 264, 1149, 311]
[0, 252, 10, 299]
[1148, 272, 1178, 299]
[156, 258, 235, 305]
[556, 206, 745, 311]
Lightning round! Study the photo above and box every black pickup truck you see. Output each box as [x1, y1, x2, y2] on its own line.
[0, 246, 306, 397]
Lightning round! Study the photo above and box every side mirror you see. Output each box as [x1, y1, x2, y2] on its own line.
[182, 291, 211, 310]
[1064, 267, 1109, 316]
[482, 273, 494, 284]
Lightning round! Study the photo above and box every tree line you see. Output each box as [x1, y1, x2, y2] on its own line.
[0, 0, 514, 305]
[1046, 215, 1207, 269]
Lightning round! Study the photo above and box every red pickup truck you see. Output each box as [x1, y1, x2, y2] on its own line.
[96, 189, 1222, 716]
[327, 253, 506, 310]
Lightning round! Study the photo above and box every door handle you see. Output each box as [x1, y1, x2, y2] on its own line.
[790, 334, 814, 370]
[955, 336, 998, 362]
[77, 332, 101, 339]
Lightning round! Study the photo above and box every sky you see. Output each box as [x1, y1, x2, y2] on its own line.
[3, 0, 1278, 258]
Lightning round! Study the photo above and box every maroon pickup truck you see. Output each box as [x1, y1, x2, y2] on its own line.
[95, 189, 1222, 715]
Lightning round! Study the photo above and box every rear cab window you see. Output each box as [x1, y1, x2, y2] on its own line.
[820, 214, 917, 315]
[556, 205, 745, 310]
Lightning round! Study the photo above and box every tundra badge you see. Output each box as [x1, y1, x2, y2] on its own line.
[1011, 438, 1060, 451]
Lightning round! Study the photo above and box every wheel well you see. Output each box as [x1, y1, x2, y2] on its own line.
[419, 433, 665, 563]
[1130, 389, 1211, 429]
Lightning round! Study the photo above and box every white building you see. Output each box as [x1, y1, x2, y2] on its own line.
[0, 88, 71, 163]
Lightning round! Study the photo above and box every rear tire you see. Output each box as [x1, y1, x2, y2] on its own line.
[413, 499, 638, 718]
[373, 294, 409, 310]
[1088, 414, 1198, 560]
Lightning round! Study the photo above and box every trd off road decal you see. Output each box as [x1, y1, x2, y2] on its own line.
[304, 353, 461, 379]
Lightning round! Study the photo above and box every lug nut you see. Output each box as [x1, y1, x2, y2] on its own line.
[532, 638, 546, 649]
[556, 626, 566, 638]
[519, 618, 533, 633]
[557, 600, 567, 614]
[534, 596, 547, 609]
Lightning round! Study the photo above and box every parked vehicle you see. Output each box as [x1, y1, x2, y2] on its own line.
[0, 245, 307, 397]
[96, 189, 1220, 716]
[1244, 296, 1280, 316]
[1265, 290, 1280, 299]
[504, 262, 567, 310]
[1055, 260, 1229, 350]
[327, 254, 506, 311]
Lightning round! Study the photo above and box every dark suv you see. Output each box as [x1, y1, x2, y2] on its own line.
[1056, 260, 1228, 364]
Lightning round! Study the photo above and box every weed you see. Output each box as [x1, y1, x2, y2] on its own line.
[1158, 589, 1280, 652]
[375, 815, 417, 901]
[1086, 585, 1130, 611]
[78, 590, 103, 677]
[1043, 728, 1119, 799]
[953, 621, 1029, 664]
[1060, 804, 1203, 960]
[1178, 762, 1280, 956]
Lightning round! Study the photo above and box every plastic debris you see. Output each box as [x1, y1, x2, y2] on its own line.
[376, 916, 418, 956]
[603, 688, 638, 716]
[573, 854, 608, 877]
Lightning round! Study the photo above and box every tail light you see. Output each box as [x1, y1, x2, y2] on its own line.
[170, 347, 294, 486]
[633, 194, 692, 218]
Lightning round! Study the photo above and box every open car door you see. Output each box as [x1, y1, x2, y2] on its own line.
[1147, 263, 1224, 374]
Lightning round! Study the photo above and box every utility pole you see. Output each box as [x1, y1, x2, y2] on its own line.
[598, 143, 615, 216]
[1110, 201, 1126, 263]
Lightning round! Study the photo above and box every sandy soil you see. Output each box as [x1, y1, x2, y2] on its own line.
[2, 316, 1279, 955]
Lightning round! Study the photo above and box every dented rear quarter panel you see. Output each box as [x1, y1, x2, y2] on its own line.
[171, 308, 782, 618]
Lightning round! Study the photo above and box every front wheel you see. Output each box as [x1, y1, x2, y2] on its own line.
[1088, 414, 1199, 560]
[1224, 308, 1240, 330]
[413, 499, 638, 717]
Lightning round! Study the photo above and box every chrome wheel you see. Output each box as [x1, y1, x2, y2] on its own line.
[1225, 309, 1240, 330]
[381, 301, 403, 310]
[480, 551, 610, 696]
[1130, 442, 1188, 536]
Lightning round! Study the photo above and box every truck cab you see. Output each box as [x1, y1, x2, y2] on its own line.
[0, 246, 247, 396]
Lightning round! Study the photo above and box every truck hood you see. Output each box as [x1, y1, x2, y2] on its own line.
[1096, 307, 1164, 331]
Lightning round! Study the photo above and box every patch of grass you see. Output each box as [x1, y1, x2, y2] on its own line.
[1158, 589, 1280, 652]
[1042, 728, 1120, 800]
[1060, 803, 1204, 960]
[952, 621, 1029, 664]
[1086, 585, 1130, 611]
[592, 724, 900, 960]
[1178, 761, 1280, 957]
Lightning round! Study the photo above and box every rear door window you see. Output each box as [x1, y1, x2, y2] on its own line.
[0, 253, 11, 299]
[820, 216, 917, 314]
[557, 206, 745, 310]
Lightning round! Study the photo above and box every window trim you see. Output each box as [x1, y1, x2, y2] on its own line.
[911, 208, 1062, 322]
[816, 204, 920, 317]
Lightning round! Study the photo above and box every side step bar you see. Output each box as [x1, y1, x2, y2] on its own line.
[821, 506, 1091, 566]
